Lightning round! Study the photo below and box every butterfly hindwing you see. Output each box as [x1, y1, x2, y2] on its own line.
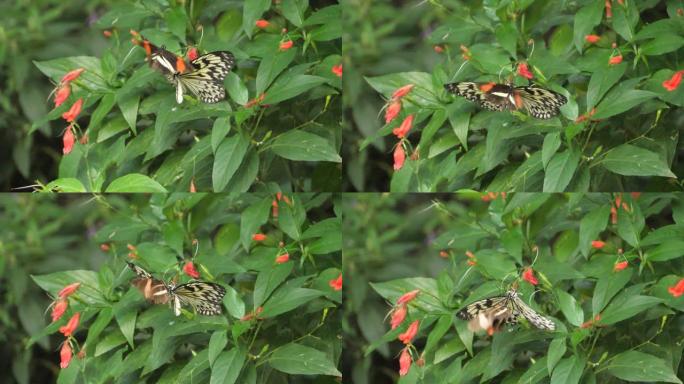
[511, 294, 556, 330]
[517, 85, 567, 119]
[457, 290, 555, 331]
[172, 282, 226, 316]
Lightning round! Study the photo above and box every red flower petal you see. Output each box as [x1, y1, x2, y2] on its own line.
[183, 262, 200, 279]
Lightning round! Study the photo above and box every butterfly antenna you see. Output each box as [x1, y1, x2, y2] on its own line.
[530, 246, 540, 266]
[449, 60, 469, 82]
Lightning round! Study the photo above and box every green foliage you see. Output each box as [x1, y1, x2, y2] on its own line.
[342, 193, 684, 383]
[345, 0, 684, 192]
[1, 193, 341, 383]
[13, 0, 341, 192]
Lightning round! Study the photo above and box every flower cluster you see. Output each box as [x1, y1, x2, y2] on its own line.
[385, 290, 420, 376]
[52, 68, 86, 154]
[383, 84, 416, 171]
[49, 282, 82, 369]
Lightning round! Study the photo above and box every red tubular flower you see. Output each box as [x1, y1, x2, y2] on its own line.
[605, 0, 612, 18]
[54, 85, 70, 108]
[610, 206, 618, 224]
[62, 126, 75, 155]
[61, 68, 85, 84]
[385, 100, 401, 124]
[517, 63, 534, 79]
[255, 19, 270, 28]
[275, 253, 290, 264]
[393, 145, 406, 171]
[58, 283, 81, 298]
[399, 348, 412, 376]
[396, 290, 420, 305]
[183, 262, 200, 279]
[522, 268, 539, 285]
[60, 342, 73, 369]
[252, 233, 267, 241]
[62, 98, 83, 123]
[332, 64, 343, 78]
[59, 313, 80, 337]
[329, 274, 342, 291]
[591, 240, 606, 249]
[51, 299, 68, 322]
[187, 47, 198, 61]
[392, 114, 414, 139]
[585, 35, 600, 44]
[667, 278, 684, 298]
[279, 40, 293, 51]
[398, 320, 419, 344]
[390, 304, 407, 329]
[613, 261, 628, 272]
[609, 55, 623, 65]
[392, 84, 414, 99]
[662, 70, 683, 91]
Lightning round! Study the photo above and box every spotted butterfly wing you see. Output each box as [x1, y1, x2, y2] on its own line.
[170, 282, 227, 316]
[444, 82, 566, 119]
[457, 290, 554, 332]
[127, 262, 170, 304]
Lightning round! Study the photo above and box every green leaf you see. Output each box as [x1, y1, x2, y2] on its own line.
[212, 134, 250, 192]
[495, 22, 518, 58]
[211, 117, 232, 154]
[600, 144, 675, 178]
[260, 287, 323, 318]
[645, 240, 684, 262]
[543, 148, 580, 192]
[586, 64, 626, 110]
[268, 343, 341, 376]
[161, 220, 185, 256]
[261, 75, 327, 104]
[556, 290, 583, 326]
[605, 351, 682, 383]
[225, 72, 249, 105]
[253, 262, 293, 308]
[542, 132, 561, 169]
[242, 0, 270, 38]
[572, 1, 604, 52]
[223, 285, 245, 319]
[278, 195, 306, 241]
[592, 268, 632, 317]
[270, 130, 341, 162]
[208, 331, 228, 367]
[365, 72, 439, 108]
[550, 355, 583, 384]
[641, 34, 684, 56]
[210, 349, 246, 384]
[105, 174, 167, 193]
[281, 0, 308, 27]
[255, 49, 297, 94]
[578, 204, 610, 258]
[165, 7, 188, 42]
[547, 338, 567, 375]
[44, 178, 87, 192]
[239, 196, 272, 251]
[593, 89, 657, 119]
[599, 294, 663, 325]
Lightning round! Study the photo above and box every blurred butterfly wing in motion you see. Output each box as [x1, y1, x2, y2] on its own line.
[172, 282, 227, 316]
[511, 294, 556, 330]
[127, 262, 170, 304]
[445, 82, 566, 119]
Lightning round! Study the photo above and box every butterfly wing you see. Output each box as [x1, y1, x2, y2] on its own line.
[172, 282, 227, 316]
[177, 51, 235, 103]
[516, 85, 567, 119]
[456, 295, 509, 320]
[445, 82, 514, 112]
[511, 294, 556, 330]
[127, 262, 170, 304]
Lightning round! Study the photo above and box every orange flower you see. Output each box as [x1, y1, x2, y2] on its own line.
[662, 70, 683, 91]
[272, 199, 279, 218]
[460, 44, 471, 60]
[605, 0, 612, 18]
[190, 178, 196, 193]
[127, 244, 136, 251]
[433, 45, 444, 53]
[610, 206, 618, 224]
[61, 68, 85, 84]
[255, 19, 270, 28]
[390, 304, 407, 329]
[385, 100, 402, 124]
[103, 30, 112, 38]
[392, 84, 414, 99]
[60, 342, 73, 369]
[59, 313, 80, 337]
[393, 145, 406, 171]
[465, 250, 475, 259]
[439, 250, 448, 258]
[62, 126, 75, 155]
[100, 243, 110, 252]
[51, 299, 68, 322]
[585, 35, 600, 43]
[62, 98, 83, 123]
[54, 85, 70, 108]
[399, 347, 412, 376]
[241, 306, 264, 321]
[183, 262, 200, 279]
[517, 63, 533, 79]
[609, 55, 623, 65]
[275, 253, 290, 264]
[396, 289, 420, 305]
[279, 40, 293, 51]
[591, 240, 606, 249]
[522, 268, 539, 285]
[613, 261, 628, 272]
[398, 320, 419, 344]
[58, 283, 81, 298]
[252, 233, 267, 241]
[667, 278, 684, 298]
[467, 260, 476, 266]
[187, 47, 198, 61]
[392, 114, 414, 138]
[329, 274, 342, 291]
[331, 64, 343, 77]
[245, 92, 266, 107]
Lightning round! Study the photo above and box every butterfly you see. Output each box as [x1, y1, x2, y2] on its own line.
[456, 289, 555, 333]
[127, 262, 226, 316]
[444, 82, 567, 119]
[138, 38, 235, 104]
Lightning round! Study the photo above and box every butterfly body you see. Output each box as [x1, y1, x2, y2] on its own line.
[445, 82, 567, 119]
[141, 39, 235, 104]
[127, 262, 226, 316]
[457, 289, 555, 332]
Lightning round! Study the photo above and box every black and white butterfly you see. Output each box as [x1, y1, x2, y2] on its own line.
[444, 82, 567, 119]
[127, 262, 226, 316]
[457, 289, 555, 332]
[140, 38, 235, 104]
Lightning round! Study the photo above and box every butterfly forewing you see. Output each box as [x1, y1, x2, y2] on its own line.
[511, 294, 556, 330]
[457, 290, 554, 332]
[172, 282, 226, 316]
